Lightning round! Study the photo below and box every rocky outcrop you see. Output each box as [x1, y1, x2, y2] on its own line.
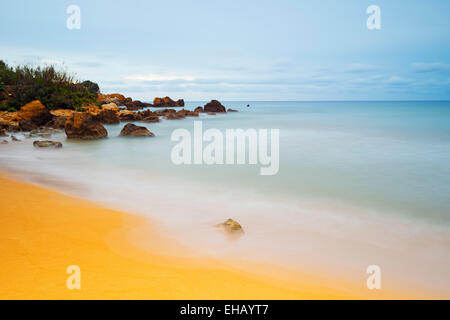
[216, 219, 244, 234]
[101, 102, 119, 112]
[65, 112, 108, 140]
[33, 140, 63, 148]
[125, 100, 153, 111]
[97, 109, 120, 124]
[141, 115, 159, 123]
[119, 123, 154, 137]
[97, 93, 126, 106]
[153, 96, 184, 108]
[204, 100, 226, 113]
[17, 100, 53, 126]
[118, 110, 137, 121]
[154, 108, 176, 116]
[194, 106, 204, 113]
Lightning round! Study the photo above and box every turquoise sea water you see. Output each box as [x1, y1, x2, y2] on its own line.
[66, 101, 450, 226]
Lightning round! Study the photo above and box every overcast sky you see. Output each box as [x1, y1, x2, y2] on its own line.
[1, 0, 449, 101]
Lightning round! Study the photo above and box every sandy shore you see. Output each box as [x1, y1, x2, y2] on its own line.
[0, 173, 409, 299]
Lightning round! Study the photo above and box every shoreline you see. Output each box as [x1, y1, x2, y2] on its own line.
[0, 172, 412, 299]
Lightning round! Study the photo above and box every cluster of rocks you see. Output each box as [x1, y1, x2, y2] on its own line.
[97, 94, 185, 111]
[0, 98, 238, 142]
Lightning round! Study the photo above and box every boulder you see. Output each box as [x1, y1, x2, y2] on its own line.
[227, 108, 238, 112]
[97, 93, 126, 106]
[155, 108, 176, 116]
[204, 100, 226, 113]
[141, 115, 160, 123]
[194, 106, 204, 113]
[0, 128, 7, 136]
[97, 109, 120, 124]
[65, 112, 108, 140]
[153, 96, 184, 107]
[101, 102, 119, 112]
[46, 116, 67, 129]
[17, 100, 53, 126]
[118, 110, 138, 121]
[119, 123, 154, 137]
[216, 219, 244, 234]
[19, 120, 38, 131]
[164, 113, 185, 120]
[33, 140, 62, 148]
[11, 135, 21, 142]
[187, 111, 199, 117]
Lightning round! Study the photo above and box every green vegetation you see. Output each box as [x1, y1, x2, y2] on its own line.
[0, 60, 99, 111]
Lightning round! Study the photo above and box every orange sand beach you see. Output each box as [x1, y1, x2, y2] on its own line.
[0, 173, 406, 299]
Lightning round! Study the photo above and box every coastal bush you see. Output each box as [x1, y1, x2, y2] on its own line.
[0, 60, 99, 111]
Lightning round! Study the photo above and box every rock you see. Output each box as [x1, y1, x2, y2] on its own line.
[33, 140, 62, 148]
[65, 112, 108, 140]
[216, 219, 244, 234]
[19, 120, 38, 132]
[17, 100, 53, 126]
[50, 109, 76, 118]
[204, 100, 226, 113]
[11, 135, 21, 142]
[118, 110, 138, 121]
[97, 109, 120, 124]
[0, 139, 8, 144]
[187, 111, 199, 117]
[0, 128, 7, 137]
[194, 106, 204, 113]
[97, 93, 126, 106]
[101, 102, 119, 112]
[164, 113, 185, 120]
[153, 96, 184, 108]
[46, 116, 67, 129]
[141, 115, 160, 123]
[155, 108, 176, 116]
[227, 108, 238, 112]
[119, 123, 154, 137]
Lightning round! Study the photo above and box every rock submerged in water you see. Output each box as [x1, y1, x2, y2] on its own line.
[119, 123, 154, 137]
[216, 219, 244, 234]
[33, 140, 62, 148]
[65, 112, 108, 140]
[204, 100, 226, 113]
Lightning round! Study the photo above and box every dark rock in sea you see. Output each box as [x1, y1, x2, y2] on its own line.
[154, 108, 176, 116]
[153, 96, 184, 108]
[119, 123, 154, 137]
[194, 106, 204, 113]
[141, 115, 160, 123]
[97, 109, 120, 124]
[164, 113, 185, 120]
[33, 140, 63, 148]
[65, 112, 108, 140]
[187, 111, 199, 117]
[19, 120, 38, 132]
[17, 100, 53, 126]
[204, 100, 226, 113]
[227, 108, 238, 112]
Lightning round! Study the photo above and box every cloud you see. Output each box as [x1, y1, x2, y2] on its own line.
[411, 62, 450, 73]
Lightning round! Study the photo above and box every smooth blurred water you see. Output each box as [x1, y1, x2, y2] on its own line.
[60, 101, 450, 226]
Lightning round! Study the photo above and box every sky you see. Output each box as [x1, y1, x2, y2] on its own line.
[1, 0, 449, 101]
